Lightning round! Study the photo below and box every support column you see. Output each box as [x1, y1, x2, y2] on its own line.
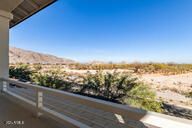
[0, 10, 13, 91]
[36, 90, 43, 117]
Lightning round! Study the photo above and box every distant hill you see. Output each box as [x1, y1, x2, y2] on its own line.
[9, 47, 76, 64]
[87, 60, 106, 65]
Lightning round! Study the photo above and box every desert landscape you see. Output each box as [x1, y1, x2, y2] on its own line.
[9, 47, 192, 106]
[53, 69, 192, 105]
[8, 47, 192, 120]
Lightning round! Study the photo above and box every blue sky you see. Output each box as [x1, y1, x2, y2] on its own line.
[10, 0, 192, 63]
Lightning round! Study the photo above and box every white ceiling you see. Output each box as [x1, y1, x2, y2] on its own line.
[10, 0, 57, 28]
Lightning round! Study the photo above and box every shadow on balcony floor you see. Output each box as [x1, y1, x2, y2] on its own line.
[0, 94, 64, 128]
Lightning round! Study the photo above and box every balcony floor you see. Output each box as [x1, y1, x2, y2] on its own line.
[0, 94, 63, 128]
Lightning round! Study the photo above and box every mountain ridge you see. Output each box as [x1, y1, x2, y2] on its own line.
[9, 46, 76, 64]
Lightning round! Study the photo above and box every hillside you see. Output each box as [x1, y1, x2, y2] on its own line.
[9, 47, 75, 64]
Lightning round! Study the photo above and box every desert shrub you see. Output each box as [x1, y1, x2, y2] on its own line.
[33, 65, 42, 72]
[125, 84, 164, 113]
[69, 63, 192, 75]
[152, 63, 167, 71]
[9, 63, 33, 81]
[81, 71, 141, 100]
[81, 71, 164, 112]
[187, 92, 192, 98]
[30, 70, 66, 89]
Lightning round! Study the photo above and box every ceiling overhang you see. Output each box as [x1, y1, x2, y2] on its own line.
[10, 0, 57, 28]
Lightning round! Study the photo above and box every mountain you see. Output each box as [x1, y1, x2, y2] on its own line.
[9, 47, 76, 64]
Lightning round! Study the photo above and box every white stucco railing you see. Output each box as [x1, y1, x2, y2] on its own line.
[0, 77, 192, 128]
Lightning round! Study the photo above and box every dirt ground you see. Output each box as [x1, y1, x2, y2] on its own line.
[139, 73, 192, 94]
[139, 73, 192, 106]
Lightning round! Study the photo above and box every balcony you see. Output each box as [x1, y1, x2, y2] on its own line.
[0, 0, 192, 127]
[0, 77, 192, 128]
[0, 93, 62, 128]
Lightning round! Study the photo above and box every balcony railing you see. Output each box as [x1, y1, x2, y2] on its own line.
[0, 77, 192, 128]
